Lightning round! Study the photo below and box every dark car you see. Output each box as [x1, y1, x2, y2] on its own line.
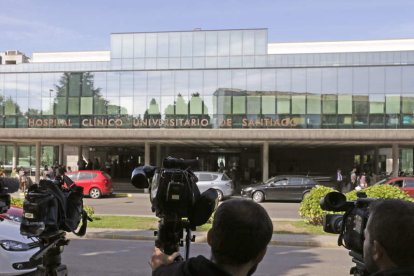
[241, 175, 318, 202]
[65, 170, 113, 199]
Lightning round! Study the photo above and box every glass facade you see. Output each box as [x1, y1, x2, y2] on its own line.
[1, 29, 414, 129]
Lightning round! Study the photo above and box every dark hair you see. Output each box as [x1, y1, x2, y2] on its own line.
[209, 199, 273, 265]
[367, 199, 414, 267]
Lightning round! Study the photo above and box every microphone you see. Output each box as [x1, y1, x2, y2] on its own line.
[0, 177, 20, 193]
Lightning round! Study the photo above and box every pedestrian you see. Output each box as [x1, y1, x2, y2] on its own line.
[18, 167, 28, 192]
[86, 158, 93, 170]
[77, 158, 86, 170]
[335, 169, 343, 192]
[350, 168, 357, 190]
[359, 172, 367, 189]
[93, 157, 100, 170]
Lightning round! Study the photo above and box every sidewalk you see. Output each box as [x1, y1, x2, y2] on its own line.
[67, 227, 339, 248]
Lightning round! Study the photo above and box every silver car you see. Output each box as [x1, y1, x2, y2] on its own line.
[194, 171, 234, 201]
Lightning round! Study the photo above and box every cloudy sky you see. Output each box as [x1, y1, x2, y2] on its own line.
[1, 0, 414, 56]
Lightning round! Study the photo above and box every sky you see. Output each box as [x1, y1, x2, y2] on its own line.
[1, 0, 414, 56]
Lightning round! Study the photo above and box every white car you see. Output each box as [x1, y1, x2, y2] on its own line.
[0, 218, 40, 275]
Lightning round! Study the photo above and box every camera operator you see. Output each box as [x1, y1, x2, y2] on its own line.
[150, 198, 273, 276]
[364, 199, 414, 275]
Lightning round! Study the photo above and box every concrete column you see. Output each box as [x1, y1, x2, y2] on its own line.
[145, 142, 151, 165]
[392, 144, 399, 177]
[156, 144, 162, 167]
[12, 143, 17, 170]
[59, 144, 64, 165]
[262, 142, 269, 182]
[373, 147, 379, 175]
[35, 142, 41, 183]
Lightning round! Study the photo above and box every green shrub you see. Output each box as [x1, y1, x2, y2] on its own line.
[11, 197, 24, 208]
[299, 185, 336, 225]
[346, 184, 414, 202]
[84, 205, 95, 219]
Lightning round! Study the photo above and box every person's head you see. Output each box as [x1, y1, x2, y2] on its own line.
[364, 199, 414, 273]
[207, 199, 273, 272]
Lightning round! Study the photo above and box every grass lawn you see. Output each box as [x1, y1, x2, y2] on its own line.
[89, 216, 328, 235]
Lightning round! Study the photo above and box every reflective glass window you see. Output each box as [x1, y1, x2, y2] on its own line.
[292, 69, 306, 93]
[338, 95, 352, 114]
[4, 74, 16, 99]
[205, 32, 218, 56]
[28, 96, 41, 115]
[147, 71, 161, 96]
[322, 68, 337, 93]
[161, 71, 174, 96]
[134, 72, 147, 96]
[16, 74, 29, 98]
[68, 98, 80, 115]
[133, 33, 146, 58]
[133, 96, 146, 116]
[233, 96, 246, 114]
[181, 32, 193, 57]
[175, 95, 188, 115]
[147, 97, 160, 115]
[217, 95, 232, 114]
[292, 95, 306, 114]
[193, 31, 205, 56]
[189, 95, 203, 114]
[68, 73, 81, 97]
[120, 97, 133, 115]
[322, 95, 337, 114]
[230, 31, 242, 56]
[369, 94, 385, 114]
[386, 95, 401, 114]
[203, 70, 217, 96]
[338, 68, 352, 94]
[42, 98, 54, 115]
[218, 70, 231, 90]
[120, 72, 133, 97]
[276, 69, 291, 92]
[232, 70, 246, 90]
[162, 95, 175, 116]
[254, 29, 267, 55]
[122, 35, 134, 59]
[107, 97, 120, 115]
[217, 56, 230, 67]
[175, 71, 189, 97]
[157, 33, 169, 58]
[203, 96, 213, 116]
[189, 71, 203, 96]
[402, 95, 414, 113]
[307, 68, 322, 93]
[402, 67, 414, 93]
[107, 72, 120, 97]
[385, 67, 402, 93]
[169, 33, 181, 57]
[246, 70, 261, 91]
[82, 73, 94, 96]
[247, 96, 260, 114]
[110, 34, 122, 58]
[262, 96, 275, 114]
[145, 33, 157, 57]
[353, 67, 369, 94]
[80, 97, 93, 115]
[4, 99, 16, 115]
[277, 94, 290, 114]
[55, 97, 67, 115]
[218, 31, 230, 56]
[242, 30, 255, 55]
[261, 69, 276, 92]
[94, 97, 107, 115]
[307, 95, 321, 114]
[29, 73, 42, 98]
[353, 95, 369, 114]
[369, 67, 385, 93]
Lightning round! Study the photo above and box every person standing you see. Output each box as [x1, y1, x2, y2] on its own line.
[359, 172, 367, 189]
[335, 169, 343, 192]
[350, 168, 357, 190]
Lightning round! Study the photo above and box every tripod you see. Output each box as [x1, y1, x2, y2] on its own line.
[31, 231, 69, 276]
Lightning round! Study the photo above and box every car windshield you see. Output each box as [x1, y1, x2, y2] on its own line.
[264, 177, 284, 184]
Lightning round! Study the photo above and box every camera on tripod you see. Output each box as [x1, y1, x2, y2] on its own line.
[0, 177, 19, 214]
[131, 157, 218, 259]
[320, 192, 376, 276]
[20, 172, 91, 275]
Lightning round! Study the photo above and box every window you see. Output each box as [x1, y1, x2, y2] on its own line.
[404, 180, 414, 188]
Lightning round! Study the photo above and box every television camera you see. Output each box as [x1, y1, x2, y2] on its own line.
[0, 177, 19, 215]
[20, 171, 91, 276]
[320, 191, 376, 276]
[131, 157, 218, 259]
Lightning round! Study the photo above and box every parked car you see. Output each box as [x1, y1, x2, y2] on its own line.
[0, 218, 41, 275]
[65, 170, 113, 199]
[241, 175, 318, 202]
[375, 176, 414, 198]
[193, 171, 234, 201]
[0, 206, 23, 223]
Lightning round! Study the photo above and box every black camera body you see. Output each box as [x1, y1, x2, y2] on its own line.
[320, 192, 376, 276]
[20, 176, 88, 238]
[131, 157, 218, 257]
[0, 177, 19, 214]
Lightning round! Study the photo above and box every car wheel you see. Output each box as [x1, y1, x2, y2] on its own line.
[216, 189, 224, 201]
[252, 191, 264, 203]
[89, 188, 102, 199]
[302, 191, 310, 201]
